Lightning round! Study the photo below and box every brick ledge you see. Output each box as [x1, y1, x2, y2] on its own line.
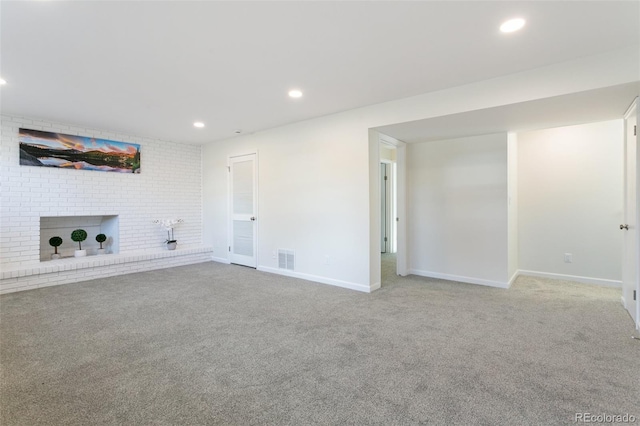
[1, 245, 213, 280]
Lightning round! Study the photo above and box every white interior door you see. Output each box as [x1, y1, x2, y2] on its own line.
[622, 99, 638, 328]
[229, 153, 257, 268]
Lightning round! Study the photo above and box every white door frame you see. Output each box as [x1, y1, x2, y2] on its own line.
[396, 143, 407, 276]
[227, 151, 258, 268]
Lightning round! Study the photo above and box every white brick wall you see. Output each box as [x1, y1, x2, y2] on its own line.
[0, 114, 211, 292]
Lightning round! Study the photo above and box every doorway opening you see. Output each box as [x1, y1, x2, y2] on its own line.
[380, 139, 400, 285]
[381, 160, 397, 285]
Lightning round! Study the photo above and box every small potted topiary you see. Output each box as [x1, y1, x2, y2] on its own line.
[49, 236, 63, 260]
[96, 233, 107, 255]
[71, 229, 88, 257]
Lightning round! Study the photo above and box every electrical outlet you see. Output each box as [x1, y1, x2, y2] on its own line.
[564, 253, 572, 263]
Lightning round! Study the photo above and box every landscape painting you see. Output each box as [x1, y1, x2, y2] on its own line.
[19, 128, 141, 173]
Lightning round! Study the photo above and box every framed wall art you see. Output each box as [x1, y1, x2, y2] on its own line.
[19, 128, 141, 173]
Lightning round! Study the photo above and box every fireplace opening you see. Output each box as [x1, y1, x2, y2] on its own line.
[40, 215, 119, 261]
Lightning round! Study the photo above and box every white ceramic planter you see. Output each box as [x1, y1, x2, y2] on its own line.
[167, 242, 177, 251]
[51, 253, 61, 260]
[74, 249, 87, 257]
[97, 249, 106, 255]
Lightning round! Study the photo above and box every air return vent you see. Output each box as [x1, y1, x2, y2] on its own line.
[278, 249, 295, 271]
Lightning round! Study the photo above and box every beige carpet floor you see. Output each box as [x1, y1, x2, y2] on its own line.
[1, 256, 638, 425]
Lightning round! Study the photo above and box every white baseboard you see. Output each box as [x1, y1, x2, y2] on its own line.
[508, 271, 520, 288]
[518, 270, 622, 288]
[370, 281, 381, 292]
[257, 266, 373, 293]
[211, 256, 230, 264]
[407, 269, 509, 289]
[621, 295, 627, 309]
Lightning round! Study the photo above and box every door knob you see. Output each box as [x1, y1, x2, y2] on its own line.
[251, 217, 256, 221]
[620, 224, 629, 230]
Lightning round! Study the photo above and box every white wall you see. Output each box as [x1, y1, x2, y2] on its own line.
[508, 133, 518, 282]
[380, 145, 396, 162]
[203, 118, 372, 292]
[0, 114, 209, 293]
[201, 48, 636, 292]
[1, 50, 632, 294]
[405, 133, 509, 287]
[518, 120, 624, 285]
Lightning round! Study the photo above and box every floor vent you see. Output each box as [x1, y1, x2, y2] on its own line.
[278, 249, 295, 271]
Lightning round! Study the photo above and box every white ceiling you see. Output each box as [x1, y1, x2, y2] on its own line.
[376, 83, 640, 143]
[1, 1, 639, 144]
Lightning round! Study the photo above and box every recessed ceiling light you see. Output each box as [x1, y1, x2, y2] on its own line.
[193, 122, 205, 128]
[500, 18, 525, 33]
[0, 78, 6, 85]
[288, 89, 303, 98]
[234, 130, 242, 134]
